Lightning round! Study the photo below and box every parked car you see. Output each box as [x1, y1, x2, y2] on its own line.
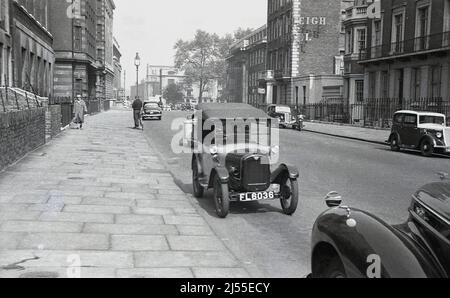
[142, 102, 162, 121]
[309, 174, 450, 278]
[388, 111, 450, 157]
[267, 104, 304, 131]
[186, 103, 299, 218]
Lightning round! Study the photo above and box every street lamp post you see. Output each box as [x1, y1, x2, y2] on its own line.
[134, 52, 141, 98]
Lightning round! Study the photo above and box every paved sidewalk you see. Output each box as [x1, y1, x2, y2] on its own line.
[304, 121, 391, 145]
[0, 108, 248, 278]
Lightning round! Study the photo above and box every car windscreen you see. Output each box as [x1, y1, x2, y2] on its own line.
[419, 116, 445, 125]
[144, 103, 159, 109]
[275, 107, 291, 114]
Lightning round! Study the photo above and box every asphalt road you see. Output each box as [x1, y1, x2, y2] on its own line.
[142, 110, 450, 278]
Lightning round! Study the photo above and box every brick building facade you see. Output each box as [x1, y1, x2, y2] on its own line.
[226, 25, 267, 106]
[359, 0, 450, 102]
[265, 0, 345, 106]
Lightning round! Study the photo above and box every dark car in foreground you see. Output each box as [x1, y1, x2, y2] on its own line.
[186, 103, 299, 218]
[388, 111, 450, 157]
[310, 175, 450, 278]
[142, 102, 162, 120]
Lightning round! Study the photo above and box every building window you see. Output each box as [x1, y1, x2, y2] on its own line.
[392, 13, 404, 53]
[416, 5, 430, 50]
[74, 26, 82, 51]
[430, 66, 442, 98]
[355, 80, 364, 102]
[381, 71, 389, 98]
[444, 0, 450, 45]
[372, 20, 382, 58]
[356, 28, 367, 52]
[412, 68, 421, 99]
[346, 29, 353, 54]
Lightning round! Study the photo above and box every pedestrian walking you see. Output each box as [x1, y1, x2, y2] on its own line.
[132, 96, 143, 129]
[72, 95, 88, 129]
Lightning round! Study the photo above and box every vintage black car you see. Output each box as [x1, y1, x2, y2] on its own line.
[267, 104, 304, 131]
[310, 176, 450, 278]
[142, 102, 162, 121]
[388, 111, 450, 157]
[188, 103, 299, 218]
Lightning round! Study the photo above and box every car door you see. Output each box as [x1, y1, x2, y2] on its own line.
[401, 114, 420, 147]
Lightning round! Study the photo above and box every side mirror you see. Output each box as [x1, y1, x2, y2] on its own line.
[325, 191, 342, 208]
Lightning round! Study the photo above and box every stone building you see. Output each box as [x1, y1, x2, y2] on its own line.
[11, 0, 55, 97]
[0, 0, 12, 87]
[113, 37, 123, 101]
[96, 0, 115, 102]
[226, 25, 267, 106]
[48, 0, 115, 101]
[359, 0, 450, 102]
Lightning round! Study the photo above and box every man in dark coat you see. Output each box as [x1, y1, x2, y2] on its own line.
[132, 97, 143, 129]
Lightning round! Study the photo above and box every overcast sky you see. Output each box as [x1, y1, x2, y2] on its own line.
[114, 0, 267, 92]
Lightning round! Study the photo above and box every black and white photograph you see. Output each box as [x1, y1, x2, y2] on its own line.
[0, 0, 449, 284]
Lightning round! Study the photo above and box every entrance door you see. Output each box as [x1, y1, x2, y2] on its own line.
[273, 86, 278, 104]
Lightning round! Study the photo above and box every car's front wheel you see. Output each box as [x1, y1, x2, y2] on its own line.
[280, 178, 299, 216]
[421, 139, 434, 157]
[390, 135, 400, 152]
[213, 175, 230, 218]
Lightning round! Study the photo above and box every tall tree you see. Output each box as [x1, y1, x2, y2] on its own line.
[163, 83, 184, 104]
[174, 30, 223, 103]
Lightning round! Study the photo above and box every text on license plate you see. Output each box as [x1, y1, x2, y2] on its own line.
[240, 192, 275, 202]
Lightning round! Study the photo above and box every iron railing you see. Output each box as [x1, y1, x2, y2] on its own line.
[254, 97, 450, 128]
[360, 31, 450, 61]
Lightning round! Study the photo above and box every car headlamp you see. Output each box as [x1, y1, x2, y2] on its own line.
[436, 132, 443, 139]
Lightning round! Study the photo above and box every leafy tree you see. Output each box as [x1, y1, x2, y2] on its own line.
[174, 30, 225, 103]
[163, 83, 184, 104]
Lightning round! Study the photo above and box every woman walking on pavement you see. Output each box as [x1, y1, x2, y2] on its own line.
[73, 95, 88, 129]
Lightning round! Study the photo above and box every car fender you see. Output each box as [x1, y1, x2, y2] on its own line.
[208, 167, 229, 188]
[271, 164, 299, 184]
[389, 132, 401, 144]
[419, 134, 438, 147]
[311, 208, 445, 278]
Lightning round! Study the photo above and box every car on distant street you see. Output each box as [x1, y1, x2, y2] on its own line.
[388, 110, 450, 157]
[186, 103, 299, 218]
[309, 174, 450, 278]
[142, 102, 162, 121]
[267, 104, 304, 131]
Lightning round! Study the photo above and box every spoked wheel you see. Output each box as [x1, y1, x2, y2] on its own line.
[213, 175, 230, 219]
[421, 140, 434, 157]
[192, 158, 204, 198]
[390, 136, 400, 152]
[280, 178, 299, 216]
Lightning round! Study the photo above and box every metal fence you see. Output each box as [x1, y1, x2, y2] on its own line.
[297, 98, 450, 128]
[253, 98, 450, 129]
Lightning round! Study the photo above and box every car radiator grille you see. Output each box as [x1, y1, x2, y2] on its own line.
[242, 155, 271, 192]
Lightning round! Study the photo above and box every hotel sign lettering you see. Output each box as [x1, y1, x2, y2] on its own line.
[295, 16, 328, 46]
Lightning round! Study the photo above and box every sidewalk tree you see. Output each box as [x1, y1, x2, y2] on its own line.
[163, 83, 185, 105]
[174, 30, 224, 103]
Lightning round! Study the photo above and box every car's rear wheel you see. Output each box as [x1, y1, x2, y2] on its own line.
[421, 139, 434, 157]
[192, 158, 204, 198]
[390, 135, 400, 152]
[213, 175, 230, 218]
[280, 178, 299, 216]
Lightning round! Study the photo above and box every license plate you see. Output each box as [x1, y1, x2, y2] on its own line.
[240, 191, 275, 202]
